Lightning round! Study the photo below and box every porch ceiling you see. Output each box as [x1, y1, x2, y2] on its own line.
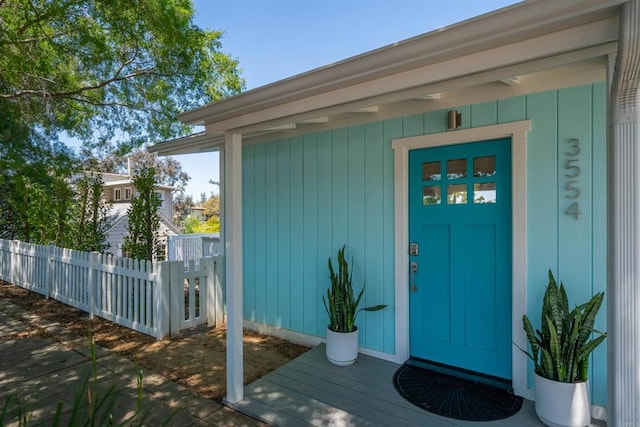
[149, 0, 624, 156]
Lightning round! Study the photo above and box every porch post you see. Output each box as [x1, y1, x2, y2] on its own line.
[224, 132, 244, 404]
[607, 1, 640, 425]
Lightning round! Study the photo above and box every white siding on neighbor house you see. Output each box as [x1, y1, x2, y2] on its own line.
[106, 216, 128, 257]
[107, 215, 178, 259]
[156, 189, 173, 219]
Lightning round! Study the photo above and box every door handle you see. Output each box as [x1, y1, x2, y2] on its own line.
[410, 262, 418, 293]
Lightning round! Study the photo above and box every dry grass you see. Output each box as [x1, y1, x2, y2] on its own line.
[0, 281, 309, 402]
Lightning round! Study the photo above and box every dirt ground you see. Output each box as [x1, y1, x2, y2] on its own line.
[0, 280, 310, 402]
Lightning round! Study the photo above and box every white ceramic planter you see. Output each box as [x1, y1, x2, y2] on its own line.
[535, 373, 591, 427]
[325, 326, 358, 366]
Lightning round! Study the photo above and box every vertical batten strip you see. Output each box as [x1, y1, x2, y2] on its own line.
[608, 1, 640, 424]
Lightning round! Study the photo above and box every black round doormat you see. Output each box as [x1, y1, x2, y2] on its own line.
[393, 364, 523, 421]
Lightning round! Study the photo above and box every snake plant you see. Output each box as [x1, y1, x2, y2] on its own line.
[521, 270, 606, 383]
[323, 245, 386, 333]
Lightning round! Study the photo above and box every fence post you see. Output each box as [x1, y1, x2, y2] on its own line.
[45, 245, 54, 299]
[169, 261, 182, 336]
[88, 252, 100, 320]
[205, 257, 224, 327]
[154, 262, 171, 340]
[167, 235, 175, 262]
[10, 240, 17, 286]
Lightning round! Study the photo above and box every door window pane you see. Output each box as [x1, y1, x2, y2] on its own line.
[474, 182, 496, 203]
[473, 156, 496, 177]
[446, 159, 467, 179]
[447, 184, 467, 204]
[423, 186, 441, 205]
[422, 185, 442, 206]
[422, 161, 441, 181]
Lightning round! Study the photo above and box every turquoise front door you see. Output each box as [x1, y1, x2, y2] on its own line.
[408, 138, 512, 379]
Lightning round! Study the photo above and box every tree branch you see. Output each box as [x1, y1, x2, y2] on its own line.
[0, 66, 174, 100]
[67, 96, 156, 112]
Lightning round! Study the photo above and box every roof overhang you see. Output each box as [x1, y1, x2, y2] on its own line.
[150, 0, 625, 156]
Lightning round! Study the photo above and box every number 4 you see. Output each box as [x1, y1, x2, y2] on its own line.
[566, 201, 581, 219]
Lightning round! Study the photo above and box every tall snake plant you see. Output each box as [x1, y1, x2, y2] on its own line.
[323, 245, 386, 333]
[521, 270, 606, 383]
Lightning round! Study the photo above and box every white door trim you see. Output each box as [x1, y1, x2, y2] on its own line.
[392, 120, 531, 399]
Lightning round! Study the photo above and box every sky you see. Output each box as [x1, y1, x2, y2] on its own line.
[165, 0, 522, 199]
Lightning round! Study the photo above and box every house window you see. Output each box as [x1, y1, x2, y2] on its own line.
[156, 243, 167, 261]
[114, 188, 122, 201]
[155, 191, 164, 207]
[124, 187, 133, 199]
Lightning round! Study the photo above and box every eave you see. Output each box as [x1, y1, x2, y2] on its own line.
[149, 0, 625, 156]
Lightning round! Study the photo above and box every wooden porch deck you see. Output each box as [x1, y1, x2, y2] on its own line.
[228, 345, 545, 426]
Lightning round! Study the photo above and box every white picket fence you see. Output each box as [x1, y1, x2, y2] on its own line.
[0, 239, 224, 339]
[167, 233, 220, 267]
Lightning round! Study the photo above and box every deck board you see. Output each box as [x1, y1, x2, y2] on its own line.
[236, 344, 546, 427]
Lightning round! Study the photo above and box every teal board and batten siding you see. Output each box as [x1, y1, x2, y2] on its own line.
[242, 124, 397, 354]
[242, 82, 607, 404]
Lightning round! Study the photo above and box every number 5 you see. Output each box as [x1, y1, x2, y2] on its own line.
[565, 159, 581, 178]
[565, 181, 581, 199]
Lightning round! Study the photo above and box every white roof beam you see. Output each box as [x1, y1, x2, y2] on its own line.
[298, 117, 329, 124]
[353, 106, 379, 113]
[414, 94, 442, 100]
[263, 123, 296, 131]
[498, 77, 520, 85]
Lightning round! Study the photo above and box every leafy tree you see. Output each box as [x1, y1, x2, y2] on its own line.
[173, 192, 195, 227]
[0, 102, 77, 242]
[183, 215, 219, 234]
[83, 148, 191, 190]
[122, 166, 160, 261]
[202, 215, 220, 233]
[64, 172, 112, 252]
[0, 0, 244, 150]
[201, 194, 220, 219]
[182, 216, 201, 234]
[1, 0, 242, 245]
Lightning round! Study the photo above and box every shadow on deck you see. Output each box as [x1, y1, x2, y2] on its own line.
[227, 344, 545, 426]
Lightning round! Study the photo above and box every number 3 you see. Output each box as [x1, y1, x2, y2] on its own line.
[566, 138, 580, 156]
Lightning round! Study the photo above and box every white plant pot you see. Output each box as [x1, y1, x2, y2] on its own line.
[325, 326, 358, 366]
[535, 373, 591, 427]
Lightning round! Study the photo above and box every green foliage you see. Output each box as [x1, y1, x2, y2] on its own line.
[201, 194, 220, 219]
[122, 166, 160, 261]
[520, 270, 606, 383]
[86, 149, 191, 191]
[183, 216, 219, 234]
[0, 128, 77, 243]
[0, 0, 244, 150]
[322, 245, 386, 333]
[182, 216, 201, 234]
[173, 192, 195, 227]
[64, 172, 113, 252]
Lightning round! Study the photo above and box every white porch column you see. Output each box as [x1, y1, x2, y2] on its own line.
[607, 1, 640, 425]
[224, 132, 244, 404]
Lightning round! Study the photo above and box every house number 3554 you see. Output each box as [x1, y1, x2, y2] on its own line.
[565, 138, 581, 219]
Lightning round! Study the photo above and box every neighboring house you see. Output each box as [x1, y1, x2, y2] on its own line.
[102, 173, 181, 260]
[190, 206, 207, 221]
[183, 205, 206, 221]
[150, 0, 640, 423]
